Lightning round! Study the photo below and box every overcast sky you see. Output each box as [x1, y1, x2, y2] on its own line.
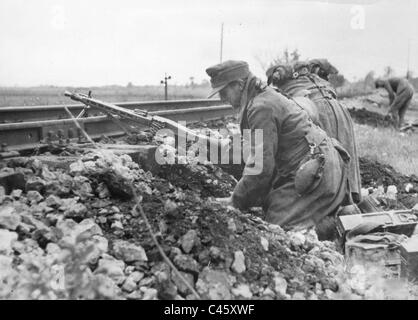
[0, 0, 417, 86]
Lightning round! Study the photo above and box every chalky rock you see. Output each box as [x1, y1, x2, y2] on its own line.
[128, 271, 144, 283]
[157, 279, 178, 300]
[125, 290, 143, 300]
[173, 254, 200, 276]
[83, 235, 109, 265]
[196, 268, 235, 300]
[231, 250, 246, 274]
[57, 218, 103, 245]
[112, 240, 148, 263]
[169, 246, 182, 259]
[227, 218, 237, 232]
[138, 277, 155, 287]
[64, 203, 88, 219]
[69, 161, 85, 175]
[111, 221, 124, 230]
[209, 246, 223, 261]
[171, 270, 195, 296]
[262, 287, 275, 298]
[0, 230, 18, 254]
[94, 274, 121, 299]
[96, 182, 110, 199]
[95, 255, 126, 285]
[72, 176, 93, 200]
[273, 273, 288, 296]
[304, 229, 319, 251]
[164, 200, 178, 216]
[25, 177, 46, 193]
[26, 190, 44, 204]
[0, 205, 21, 230]
[152, 262, 171, 283]
[302, 255, 326, 273]
[45, 195, 63, 207]
[10, 189, 22, 199]
[292, 291, 306, 300]
[11, 238, 42, 256]
[122, 274, 139, 293]
[289, 232, 306, 248]
[405, 183, 414, 193]
[59, 197, 79, 212]
[260, 236, 269, 251]
[0, 254, 13, 276]
[92, 199, 112, 209]
[140, 287, 158, 300]
[0, 186, 5, 198]
[232, 284, 253, 299]
[386, 185, 398, 198]
[180, 229, 199, 254]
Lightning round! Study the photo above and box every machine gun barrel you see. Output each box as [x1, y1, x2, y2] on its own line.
[64, 91, 232, 155]
[64, 91, 152, 127]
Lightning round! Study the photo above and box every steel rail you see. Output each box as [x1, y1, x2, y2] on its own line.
[0, 104, 234, 153]
[0, 99, 222, 123]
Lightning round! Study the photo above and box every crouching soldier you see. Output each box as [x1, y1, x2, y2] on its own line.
[375, 77, 415, 130]
[265, 62, 362, 204]
[207, 60, 351, 232]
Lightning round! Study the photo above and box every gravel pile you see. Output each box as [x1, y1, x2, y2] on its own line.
[2, 150, 399, 300]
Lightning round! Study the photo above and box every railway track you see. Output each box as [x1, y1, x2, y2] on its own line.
[0, 99, 222, 123]
[0, 99, 233, 155]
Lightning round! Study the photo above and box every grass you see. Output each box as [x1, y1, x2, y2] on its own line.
[354, 122, 418, 176]
[0, 84, 212, 107]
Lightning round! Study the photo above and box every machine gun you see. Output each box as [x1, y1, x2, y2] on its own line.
[64, 91, 232, 159]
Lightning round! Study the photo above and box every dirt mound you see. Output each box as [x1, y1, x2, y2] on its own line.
[360, 157, 418, 189]
[348, 108, 393, 127]
[359, 157, 418, 209]
[3, 151, 394, 300]
[157, 163, 237, 198]
[188, 116, 238, 130]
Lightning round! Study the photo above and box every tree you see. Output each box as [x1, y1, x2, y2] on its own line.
[268, 48, 301, 71]
[406, 70, 414, 79]
[364, 71, 375, 90]
[383, 66, 394, 78]
[290, 49, 300, 63]
[255, 48, 302, 72]
[189, 77, 195, 88]
[328, 74, 346, 88]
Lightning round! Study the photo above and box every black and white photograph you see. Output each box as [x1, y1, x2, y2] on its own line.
[0, 0, 418, 304]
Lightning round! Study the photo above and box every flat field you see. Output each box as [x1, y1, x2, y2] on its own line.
[1, 86, 417, 176]
[0, 85, 211, 107]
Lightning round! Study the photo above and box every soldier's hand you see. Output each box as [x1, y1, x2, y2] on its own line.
[215, 196, 233, 206]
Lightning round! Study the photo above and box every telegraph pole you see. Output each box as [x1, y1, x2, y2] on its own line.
[220, 23, 224, 63]
[160, 73, 171, 100]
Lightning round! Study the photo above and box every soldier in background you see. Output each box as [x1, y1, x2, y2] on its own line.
[375, 77, 415, 130]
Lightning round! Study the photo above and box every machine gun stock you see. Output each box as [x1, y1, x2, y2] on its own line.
[64, 91, 231, 156]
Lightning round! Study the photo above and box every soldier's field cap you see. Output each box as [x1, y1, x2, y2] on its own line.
[206, 60, 250, 98]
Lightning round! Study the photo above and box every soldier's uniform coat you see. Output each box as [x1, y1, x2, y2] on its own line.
[232, 76, 349, 230]
[277, 74, 362, 202]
